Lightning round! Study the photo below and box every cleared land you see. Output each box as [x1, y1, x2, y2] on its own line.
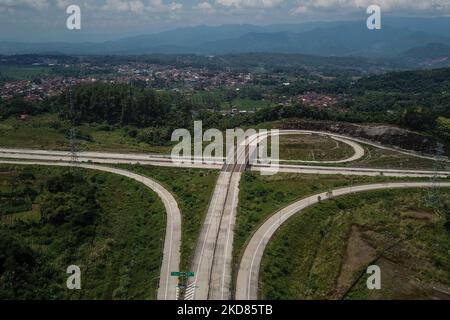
[0, 164, 166, 299]
[260, 189, 450, 300]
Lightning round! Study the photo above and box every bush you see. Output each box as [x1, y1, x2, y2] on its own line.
[0, 229, 36, 275]
[64, 128, 93, 142]
[136, 127, 171, 145]
[97, 123, 112, 132]
[42, 172, 100, 227]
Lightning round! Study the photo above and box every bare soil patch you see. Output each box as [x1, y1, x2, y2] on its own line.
[335, 226, 377, 297]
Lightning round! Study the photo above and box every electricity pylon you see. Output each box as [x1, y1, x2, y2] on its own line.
[426, 144, 445, 208]
[68, 83, 78, 168]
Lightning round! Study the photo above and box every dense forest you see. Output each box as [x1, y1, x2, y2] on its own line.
[0, 171, 100, 299]
[0, 53, 397, 74]
[0, 166, 167, 299]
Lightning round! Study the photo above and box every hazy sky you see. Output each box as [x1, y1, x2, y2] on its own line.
[0, 0, 449, 42]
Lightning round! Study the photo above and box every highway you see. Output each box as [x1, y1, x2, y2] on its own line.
[188, 136, 248, 300]
[198, 131, 449, 300]
[188, 130, 375, 300]
[0, 160, 181, 301]
[1, 147, 446, 178]
[253, 164, 450, 177]
[1, 130, 449, 301]
[235, 182, 450, 300]
[208, 141, 247, 300]
[0, 148, 223, 170]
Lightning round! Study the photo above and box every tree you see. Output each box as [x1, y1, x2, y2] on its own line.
[436, 117, 450, 141]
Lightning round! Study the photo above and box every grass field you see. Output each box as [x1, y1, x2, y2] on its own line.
[260, 189, 450, 300]
[346, 144, 450, 171]
[0, 164, 166, 299]
[0, 65, 51, 80]
[117, 164, 219, 271]
[278, 134, 355, 161]
[222, 98, 274, 111]
[0, 114, 171, 153]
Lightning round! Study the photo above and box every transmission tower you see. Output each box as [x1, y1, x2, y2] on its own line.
[68, 83, 78, 168]
[68, 58, 85, 169]
[426, 144, 445, 208]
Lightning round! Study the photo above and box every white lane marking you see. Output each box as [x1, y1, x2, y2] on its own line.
[185, 282, 196, 300]
[193, 172, 225, 299]
[220, 173, 240, 300]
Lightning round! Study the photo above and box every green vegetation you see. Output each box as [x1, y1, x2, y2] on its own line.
[117, 164, 219, 270]
[253, 68, 450, 150]
[0, 164, 166, 299]
[234, 172, 420, 267]
[53, 83, 190, 130]
[0, 113, 171, 153]
[2, 64, 449, 158]
[346, 144, 450, 171]
[260, 189, 450, 300]
[436, 117, 450, 141]
[0, 65, 51, 81]
[2, 58, 450, 143]
[278, 134, 355, 162]
[223, 98, 273, 111]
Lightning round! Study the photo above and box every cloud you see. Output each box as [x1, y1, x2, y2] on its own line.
[216, 0, 284, 9]
[194, 1, 216, 14]
[102, 0, 145, 12]
[290, 0, 450, 15]
[148, 0, 182, 12]
[0, 0, 50, 10]
[55, 0, 70, 9]
[102, 0, 182, 13]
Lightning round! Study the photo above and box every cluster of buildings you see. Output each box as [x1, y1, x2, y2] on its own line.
[114, 63, 253, 90]
[0, 62, 254, 101]
[290, 91, 340, 108]
[0, 77, 97, 101]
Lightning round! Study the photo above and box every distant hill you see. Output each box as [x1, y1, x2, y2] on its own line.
[400, 43, 450, 67]
[199, 25, 450, 57]
[1, 17, 450, 58]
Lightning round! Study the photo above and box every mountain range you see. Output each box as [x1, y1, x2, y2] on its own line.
[1, 16, 450, 63]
